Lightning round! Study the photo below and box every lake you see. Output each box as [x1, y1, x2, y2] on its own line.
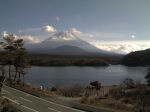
[25, 65, 148, 87]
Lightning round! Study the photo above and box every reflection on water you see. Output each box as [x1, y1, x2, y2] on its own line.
[25, 65, 148, 87]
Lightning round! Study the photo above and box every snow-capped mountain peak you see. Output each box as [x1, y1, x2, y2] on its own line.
[26, 29, 116, 56]
[46, 31, 77, 41]
[45, 28, 82, 41]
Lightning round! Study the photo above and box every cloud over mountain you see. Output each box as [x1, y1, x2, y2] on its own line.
[90, 40, 150, 54]
[42, 25, 56, 33]
[67, 28, 82, 35]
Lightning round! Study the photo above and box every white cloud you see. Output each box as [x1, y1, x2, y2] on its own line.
[90, 40, 150, 54]
[68, 28, 82, 34]
[16, 35, 40, 44]
[42, 25, 56, 33]
[47, 28, 82, 41]
[67, 28, 82, 37]
[18, 25, 56, 33]
[1, 31, 40, 44]
[89, 34, 94, 38]
[2, 31, 9, 37]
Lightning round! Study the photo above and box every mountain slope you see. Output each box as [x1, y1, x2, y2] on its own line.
[50, 45, 90, 56]
[122, 49, 150, 66]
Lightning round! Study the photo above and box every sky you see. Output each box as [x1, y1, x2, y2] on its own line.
[0, 0, 150, 53]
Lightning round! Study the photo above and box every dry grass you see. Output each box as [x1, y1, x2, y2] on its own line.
[80, 97, 134, 112]
[81, 84, 150, 112]
[53, 84, 84, 97]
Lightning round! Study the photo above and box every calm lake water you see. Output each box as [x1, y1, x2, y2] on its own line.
[25, 65, 148, 87]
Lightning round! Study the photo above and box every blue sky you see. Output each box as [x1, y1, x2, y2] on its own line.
[0, 0, 150, 40]
[0, 0, 150, 53]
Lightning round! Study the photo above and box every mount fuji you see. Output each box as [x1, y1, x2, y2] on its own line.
[26, 30, 116, 56]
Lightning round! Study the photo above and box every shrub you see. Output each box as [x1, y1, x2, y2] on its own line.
[56, 84, 84, 97]
[121, 78, 135, 89]
[109, 87, 125, 99]
[51, 87, 57, 91]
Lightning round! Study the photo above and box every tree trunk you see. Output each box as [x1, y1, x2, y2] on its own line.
[18, 72, 21, 82]
[8, 64, 11, 82]
[23, 74, 24, 86]
[14, 67, 18, 82]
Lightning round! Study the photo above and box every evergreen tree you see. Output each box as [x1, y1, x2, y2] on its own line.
[0, 33, 16, 82]
[0, 32, 30, 83]
[13, 39, 30, 82]
[145, 68, 150, 86]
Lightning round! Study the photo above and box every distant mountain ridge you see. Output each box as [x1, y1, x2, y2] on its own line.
[122, 49, 150, 66]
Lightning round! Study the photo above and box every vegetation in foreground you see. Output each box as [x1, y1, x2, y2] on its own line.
[0, 33, 30, 112]
[0, 98, 21, 112]
[7, 77, 150, 112]
[80, 78, 150, 112]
